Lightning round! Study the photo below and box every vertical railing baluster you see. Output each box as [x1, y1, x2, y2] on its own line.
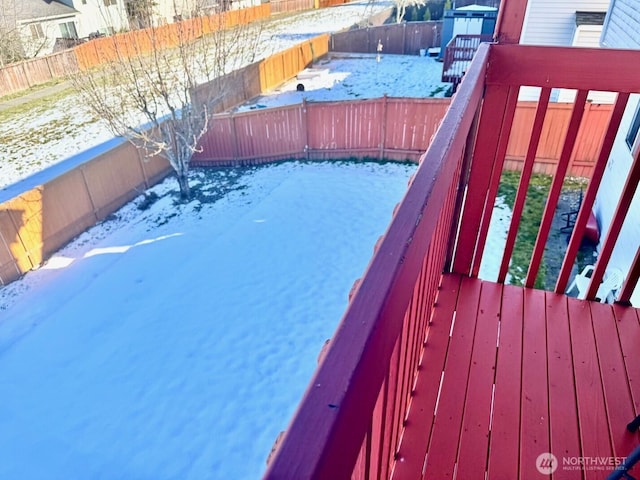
[617, 247, 640, 305]
[452, 85, 514, 275]
[586, 142, 640, 299]
[555, 93, 630, 293]
[525, 89, 589, 288]
[498, 88, 552, 283]
[471, 85, 520, 277]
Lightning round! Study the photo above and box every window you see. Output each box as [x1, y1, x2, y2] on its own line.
[29, 23, 44, 39]
[104, 0, 118, 5]
[626, 103, 640, 151]
[59, 21, 78, 39]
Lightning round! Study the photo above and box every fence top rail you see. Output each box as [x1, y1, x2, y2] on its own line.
[487, 44, 640, 93]
[263, 43, 490, 480]
[219, 96, 451, 119]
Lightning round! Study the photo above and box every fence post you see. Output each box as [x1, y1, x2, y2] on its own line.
[22, 62, 32, 88]
[380, 95, 388, 159]
[403, 23, 407, 55]
[79, 167, 100, 222]
[303, 99, 310, 160]
[230, 112, 239, 162]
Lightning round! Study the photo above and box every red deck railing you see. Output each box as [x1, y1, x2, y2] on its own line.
[441, 34, 493, 90]
[263, 43, 640, 479]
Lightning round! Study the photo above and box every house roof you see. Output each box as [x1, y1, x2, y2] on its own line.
[456, 4, 498, 11]
[3, 0, 79, 24]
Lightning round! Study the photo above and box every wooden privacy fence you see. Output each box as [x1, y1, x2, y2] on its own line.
[504, 101, 614, 178]
[192, 97, 452, 165]
[267, 0, 346, 15]
[330, 22, 443, 55]
[192, 34, 329, 112]
[0, 144, 170, 286]
[0, 50, 79, 97]
[192, 97, 613, 176]
[74, 4, 270, 70]
[269, 0, 313, 14]
[0, 4, 270, 97]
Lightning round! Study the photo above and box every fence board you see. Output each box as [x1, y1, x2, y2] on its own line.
[0, 63, 30, 96]
[39, 169, 97, 259]
[330, 22, 442, 55]
[270, 0, 313, 14]
[385, 98, 449, 151]
[235, 106, 305, 158]
[0, 209, 29, 285]
[46, 50, 79, 78]
[81, 142, 148, 220]
[308, 99, 384, 152]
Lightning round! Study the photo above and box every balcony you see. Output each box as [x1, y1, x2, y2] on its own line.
[441, 34, 493, 92]
[264, 42, 640, 479]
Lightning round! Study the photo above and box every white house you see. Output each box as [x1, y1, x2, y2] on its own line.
[0, 0, 80, 58]
[56, 0, 130, 37]
[594, 0, 640, 306]
[518, 0, 612, 101]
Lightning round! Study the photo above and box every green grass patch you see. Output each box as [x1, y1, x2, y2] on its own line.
[497, 170, 587, 289]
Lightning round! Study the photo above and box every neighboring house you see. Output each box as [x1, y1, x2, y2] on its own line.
[0, 0, 80, 59]
[56, 0, 130, 37]
[518, 0, 611, 101]
[0, 0, 261, 63]
[594, 0, 640, 306]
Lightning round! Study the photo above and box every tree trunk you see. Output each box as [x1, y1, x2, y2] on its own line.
[177, 171, 191, 200]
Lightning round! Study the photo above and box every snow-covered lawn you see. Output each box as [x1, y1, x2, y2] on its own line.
[0, 160, 416, 479]
[0, 0, 395, 190]
[236, 53, 449, 112]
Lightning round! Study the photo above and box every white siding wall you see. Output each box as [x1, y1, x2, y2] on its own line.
[70, 0, 129, 37]
[602, 0, 640, 48]
[18, 14, 77, 57]
[596, 0, 640, 305]
[594, 94, 640, 306]
[557, 25, 617, 103]
[520, 0, 611, 45]
[518, 0, 611, 101]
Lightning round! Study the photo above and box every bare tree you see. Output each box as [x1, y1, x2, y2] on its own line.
[70, 3, 261, 200]
[395, 0, 426, 23]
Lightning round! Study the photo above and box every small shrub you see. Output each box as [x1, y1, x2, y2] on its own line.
[137, 191, 159, 211]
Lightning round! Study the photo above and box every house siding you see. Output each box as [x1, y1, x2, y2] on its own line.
[594, 95, 640, 306]
[518, 0, 611, 101]
[596, 0, 640, 306]
[520, 0, 610, 45]
[602, 0, 640, 48]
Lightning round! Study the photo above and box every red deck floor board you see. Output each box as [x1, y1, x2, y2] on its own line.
[394, 274, 640, 479]
[590, 302, 637, 459]
[487, 285, 524, 480]
[545, 292, 582, 480]
[520, 288, 550, 478]
[567, 298, 613, 480]
[423, 276, 482, 478]
[392, 275, 461, 479]
[614, 305, 640, 414]
[455, 281, 502, 479]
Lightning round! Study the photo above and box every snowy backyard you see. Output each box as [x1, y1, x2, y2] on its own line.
[0, 0, 395, 190]
[0, 161, 417, 479]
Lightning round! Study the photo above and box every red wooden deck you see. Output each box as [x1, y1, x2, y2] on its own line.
[263, 10, 640, 477]
[394, 274, 640, 479]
